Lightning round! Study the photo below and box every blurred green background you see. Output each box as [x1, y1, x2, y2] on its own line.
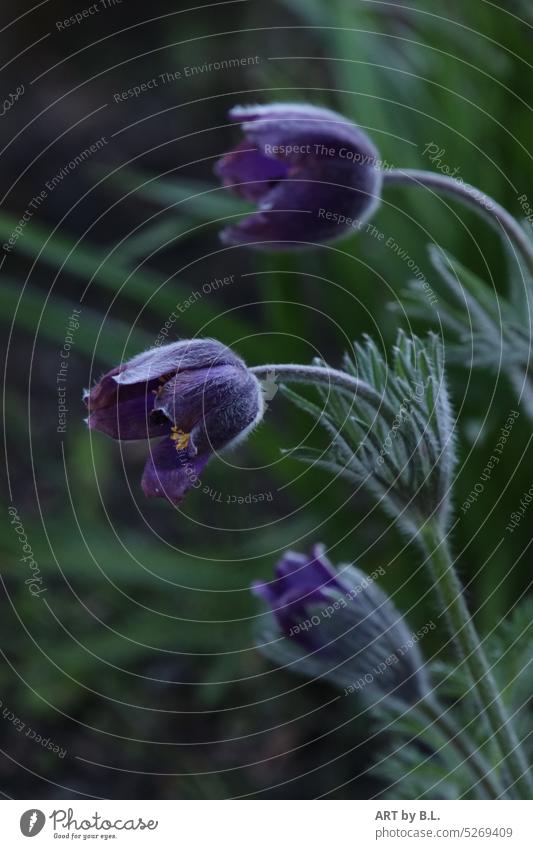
[1, 0, 532, 798]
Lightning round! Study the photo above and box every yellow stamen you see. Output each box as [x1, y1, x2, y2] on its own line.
[170, 427, 190, 451]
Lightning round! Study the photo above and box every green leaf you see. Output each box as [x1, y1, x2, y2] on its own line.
[0, 277, 150, 363]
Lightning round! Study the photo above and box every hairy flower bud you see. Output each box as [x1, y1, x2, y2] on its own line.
[84, 339, 264, 504]
[253, 545, 430, 705]
[215, 102, 382, 248]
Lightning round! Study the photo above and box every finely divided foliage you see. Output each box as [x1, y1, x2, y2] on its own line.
[284, 331, 456, 537]
[400, 245, 533, 417]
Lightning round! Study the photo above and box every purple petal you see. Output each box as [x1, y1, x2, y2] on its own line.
[114, 339, 240, 386]
[275, 546, 340, 595]
[218, 102, 382, 248]
[253, 546, 342, 624]
[274, 551, 311, 579]
[85, 374, 170, 441]
[87, 389, 169, 440]
[228, 102, 353, 129]
[252, 545, 351, 648]
[215, 140, 289, 202]
[273, 587, 324, 643]
[251, 579, 277, 604]
[221, 161, 381, 247]
[152, 364, 254, 432]
[178, 373, 263, 457]
[85, 365, 125, 410]
[141, 438, 210, 504]
[85, 339, 249, 442]
[235, 104, 379, 164]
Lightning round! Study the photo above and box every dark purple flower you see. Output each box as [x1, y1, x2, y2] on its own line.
[253, 544, 342, 647]
[215, 103, 382, 248]
[253, 545, 430, 703]
[84, 339, 264, 504]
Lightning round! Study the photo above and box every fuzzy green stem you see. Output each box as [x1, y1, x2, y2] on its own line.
[251, 362, 436, 482]
[383, 169, 533, 274]
[419, 697, 508, 799]
[250, 363, 398, 425]
[420, 522, 533, 798]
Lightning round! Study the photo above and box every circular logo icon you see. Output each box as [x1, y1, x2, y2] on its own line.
[20, 810, 46, 837]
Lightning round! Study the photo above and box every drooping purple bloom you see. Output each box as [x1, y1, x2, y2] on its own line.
[253, 544, 342, 647]
[253, 545, 430, 704]
[215, 103, 382, 248]
[84, 339, 264, 504]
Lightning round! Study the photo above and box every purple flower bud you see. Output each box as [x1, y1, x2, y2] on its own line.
[253, 544, 342, 642]
[253, 545, 430, 704]
[84, 339, 264, 504]
[215, 103, 382, 248]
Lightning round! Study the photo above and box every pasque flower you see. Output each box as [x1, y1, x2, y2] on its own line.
[84, 339, 264, 504]
[215, 103, 382, 247]
[253, 544, 430, 705]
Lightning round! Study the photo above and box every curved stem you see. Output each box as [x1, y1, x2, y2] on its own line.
[383, 169, 533, 274]
[251, 362, 431, 473]
[250, 363, 397, 424]
[419, 697, 508, 800]
[420, 521, 533, 799]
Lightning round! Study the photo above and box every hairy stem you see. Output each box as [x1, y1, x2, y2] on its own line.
[420, 697, 508, 799]
[383, 169, 533, 274]
[420, 522, 533, 799]
[250, 363, 397, 424]
[251, 362, 435, 478]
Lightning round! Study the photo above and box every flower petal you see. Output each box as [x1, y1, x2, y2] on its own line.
[152, 364, 251, 429]
[85, 340, 247, 441]
[252, 546, 342, 634]
[215, 140, 289, 202]
[141, 438, 210, 504]
[234, 103, 379, 165]
[228, 102, 353, 129]
[155, 368, 263, 454]
[113, 339, 240, 386]
[87, 389, 169, 440]
[221, 172, 380, 247]
[277, 543, 338, 586]
[219, 102, 383, 247]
